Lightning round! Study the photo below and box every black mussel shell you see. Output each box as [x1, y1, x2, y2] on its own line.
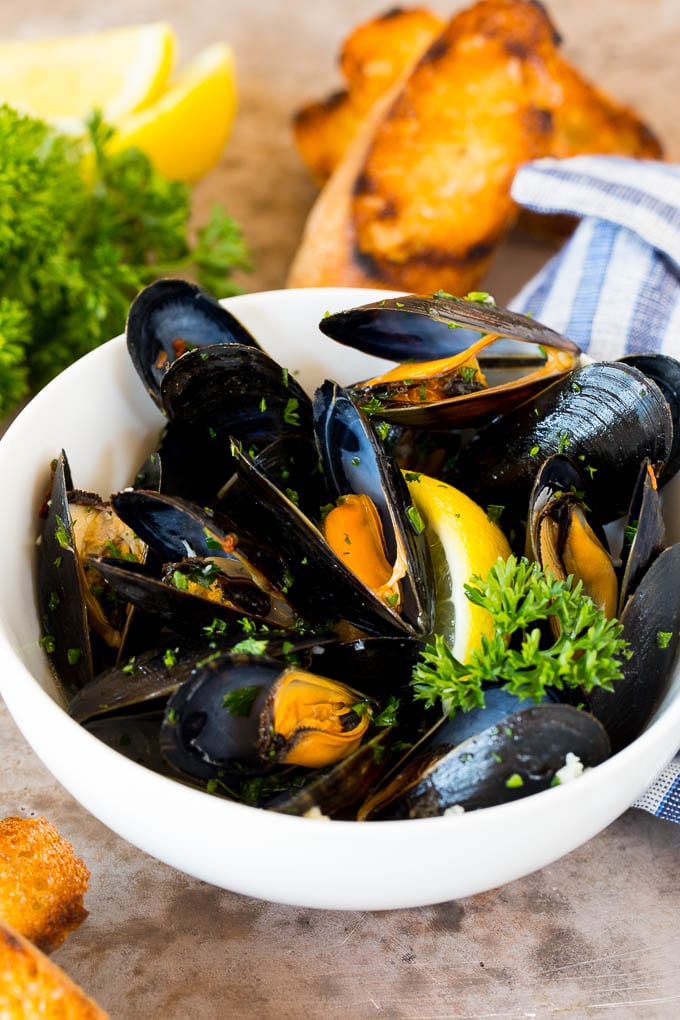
[314, 380, 433, 635]
[126, 278, 259, 407]
[160, 654, 281, 779]
[619, 354, 680, 481]
[90, 556, 293, 636]
[299, 636, 427, 698]
[452, 361, 673, 523]
[218, 433, 331, 524]
[85, 715, 171, 775]
[269, 729, 395, 817]
[618, 459, 665, 614]
[360, 704, 611, 819]
[134, 419, 237, 507]
[69, 642, 205, 722]
[527, 454, 617, 617]
[588, 543, 680, 753]
[160, 343, 313, 447]
[38, 451, 94, 691]
[223, 444, 415, 636]
[319, 295, 579, 362]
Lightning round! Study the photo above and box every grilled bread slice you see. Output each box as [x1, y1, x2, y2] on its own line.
[289, 1, 662, 293]
[0, 816, 90, 954]
[0, 918, 110, 1019]
[294, 8, 443, 185]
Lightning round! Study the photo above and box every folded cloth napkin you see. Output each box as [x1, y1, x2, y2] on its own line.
[509, 155, 680, 823]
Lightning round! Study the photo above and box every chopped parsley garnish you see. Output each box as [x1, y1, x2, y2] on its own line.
[67, 647, 82, 666]
[39, 635, 55, 653]
[171, 570, 189, 591]
[231, 637, 269, 656]
[283, 397, 300, 426]
[54, 515, 70, 549]
[360, 396, 384, 415]
[505, 773, 524, 789]
[486, 504, 504, 524]
[657, 631, 673, 649]
[163, 648, 178, 667]
[406, 505, 425, 535]
[373, 694, 400, 728]
[203, 618, 228, 636]
[222, 685, 260, 716]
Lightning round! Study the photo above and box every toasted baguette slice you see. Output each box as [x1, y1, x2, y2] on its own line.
[0, 817, 90, 954]
[339, 6, 445, 107]
[292, 2, 661, 241]
[293, 7, 442, 184]
[290, 0, 663, 295]
[0, 919, 109, 1019]
[289, 0, 558, 295]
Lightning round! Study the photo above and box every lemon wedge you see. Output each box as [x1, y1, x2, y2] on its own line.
[110, 43, 237, 183]
[405, 473, 511, 662]
[0, 23, 176, 132]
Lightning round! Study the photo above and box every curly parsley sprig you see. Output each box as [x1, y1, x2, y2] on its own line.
[0, 105, 251, 417]
[412, 555, 629, 717]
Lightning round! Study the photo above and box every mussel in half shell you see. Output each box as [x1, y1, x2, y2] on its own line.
[321, 294, 581, 428]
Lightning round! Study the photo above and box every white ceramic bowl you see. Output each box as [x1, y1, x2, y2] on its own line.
[1, 287, 679, 911]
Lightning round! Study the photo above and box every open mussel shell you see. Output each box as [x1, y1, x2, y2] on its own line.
[160, 654, 280, 779]
[268, 729, 395, 817]
[359, 704, 611, 820]
[111, 490, 292, 600]
[160, 654, 372, 781]
[126, 278, 260, 407]
[68, 642, 206, 723]
[89, 557, 287, 636]
[527, 455, 618, 617]
[223, 444, 418, 635]
[314, 380, 433, 634]
[588, 543, 680, 753]
[319, 294, 579, 362]
[218, 433, 331, 523]
[453, 361, 674, 523]
[618, 459, 666, 614]
[100, 490, 299, 633]
[160, 343, 313, 448]
[38, 451, 95, 691]
[326, 297, 581, 429]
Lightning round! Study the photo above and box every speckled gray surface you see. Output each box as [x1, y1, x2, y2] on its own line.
[2, 2, 680, 1016]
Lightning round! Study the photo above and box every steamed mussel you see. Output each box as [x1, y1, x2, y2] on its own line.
[37, 280, 680, 820]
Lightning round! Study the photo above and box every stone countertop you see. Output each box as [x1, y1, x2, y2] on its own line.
[2, 1, 680, 1017]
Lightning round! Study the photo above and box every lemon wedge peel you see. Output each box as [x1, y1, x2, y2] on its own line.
[405, 473, 511, 664]
[110, 42, 238, 183]
[0, 23, 176, 133]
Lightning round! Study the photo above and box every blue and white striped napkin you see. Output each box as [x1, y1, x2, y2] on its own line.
[509, 155, 680, 823]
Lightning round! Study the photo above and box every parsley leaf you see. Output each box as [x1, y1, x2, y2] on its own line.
[0, 105, 251, 417]
[412, 555, 629, 716]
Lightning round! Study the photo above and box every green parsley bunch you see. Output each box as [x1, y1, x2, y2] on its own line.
[412, 555, 630, 716]
[0, 105, 251, 418]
